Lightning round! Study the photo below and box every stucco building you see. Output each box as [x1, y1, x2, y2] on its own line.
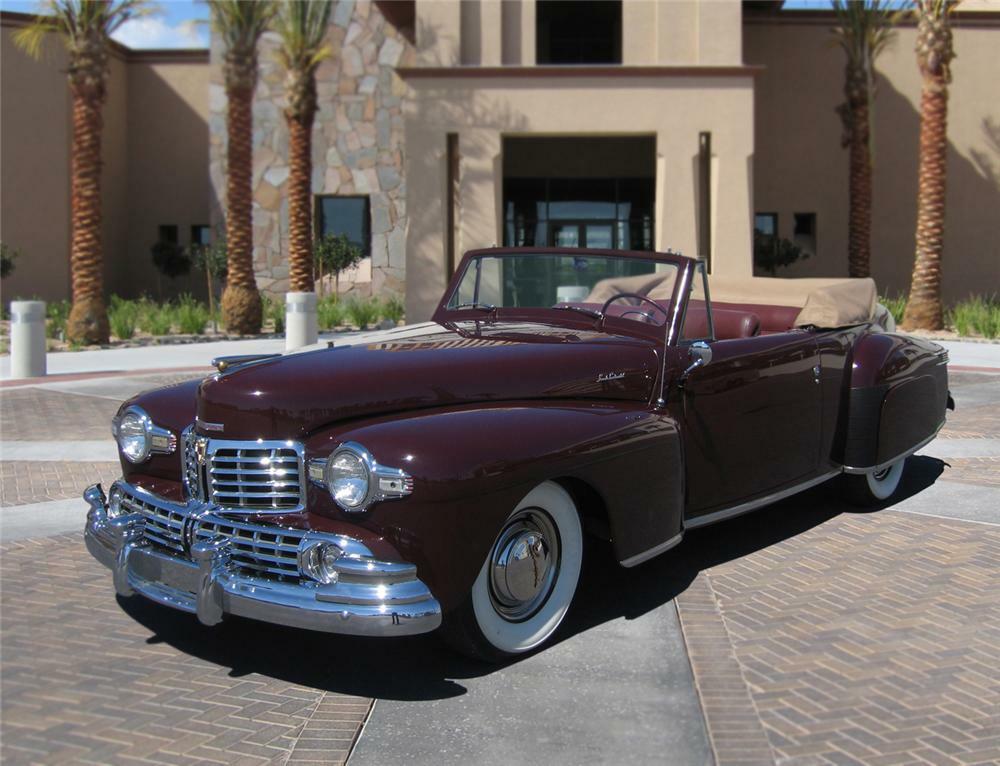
[2, 2, 998, 320]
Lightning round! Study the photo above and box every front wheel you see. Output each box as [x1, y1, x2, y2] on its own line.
[442, 481, 583, 663]
[841, 458, 906, 507]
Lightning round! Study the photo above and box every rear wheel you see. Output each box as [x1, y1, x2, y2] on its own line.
[441, 481, 583, 663]
[842, 458, 905, 507]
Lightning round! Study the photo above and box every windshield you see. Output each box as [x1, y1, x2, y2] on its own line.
[447, 253, 679, 327]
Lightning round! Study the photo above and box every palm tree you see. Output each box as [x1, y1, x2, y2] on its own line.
[831, 0, 899, 279]
[208, 0, 276, 335]
[902, 0, 957, 331]
[273, 0, 332, 295]
[14, 0, 150, 344]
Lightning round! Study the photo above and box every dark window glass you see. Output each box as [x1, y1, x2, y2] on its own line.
[754, 213, 777, 236]
[191, 225, 211, 246]
[504, 176, 654, 251]
[316, 196, 371, 256]
[536, 1, 622, 65]
[158, 225, 178, 244]
[793, 212, 817, 256]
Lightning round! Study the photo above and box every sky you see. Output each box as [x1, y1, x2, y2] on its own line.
[0, 0, 840, 51]
[1, 0, 210, 49]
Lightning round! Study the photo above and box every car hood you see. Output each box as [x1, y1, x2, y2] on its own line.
[196, 322, 658, 439]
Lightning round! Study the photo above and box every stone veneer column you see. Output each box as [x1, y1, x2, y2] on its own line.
[209, 1, 413, 300]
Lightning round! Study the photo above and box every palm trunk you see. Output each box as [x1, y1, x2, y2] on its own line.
[287, 116, 314, 292]
[220, 82, 262, 334]
[66, 90, 109, 344]
[848, 97, 873, 278]
[902, 78, 949, 330]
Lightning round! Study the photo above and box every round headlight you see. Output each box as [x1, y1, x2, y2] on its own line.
[325, 446, 371, 510]
[117, 407, 152, 463]
[298, 540, 342, 584]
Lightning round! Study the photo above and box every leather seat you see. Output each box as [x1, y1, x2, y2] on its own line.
[683, 307, 761, 340]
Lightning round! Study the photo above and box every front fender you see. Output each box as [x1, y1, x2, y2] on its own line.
[303, 400, 683, 613]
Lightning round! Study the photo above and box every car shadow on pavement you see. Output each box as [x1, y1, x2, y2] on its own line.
[119, 457, 944, 701]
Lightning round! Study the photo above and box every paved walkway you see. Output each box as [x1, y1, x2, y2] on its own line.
[0, 347, 998, 764]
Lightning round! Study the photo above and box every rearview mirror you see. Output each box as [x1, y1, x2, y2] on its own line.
[681, 340, 712, 380]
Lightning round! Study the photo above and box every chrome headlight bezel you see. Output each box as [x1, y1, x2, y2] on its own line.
[309, 441, 413, 513]
[112, 405, 177, 464]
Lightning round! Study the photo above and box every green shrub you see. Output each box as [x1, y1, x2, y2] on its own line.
[46, 299, 70, 339]
[174, 294, 209, 335]
[108, 296, 140, 340]
[139, 300, 173, 336]
[317, 295, 345, 330]
[949, 295, 1000, 339]
[879, 293, 907, 326]
[346, 296, 380, 330]
[381, 295, 405, 325]
[263, 294, 285, 334]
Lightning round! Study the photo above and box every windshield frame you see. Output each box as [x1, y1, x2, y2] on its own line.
[433, 247, 696, 344]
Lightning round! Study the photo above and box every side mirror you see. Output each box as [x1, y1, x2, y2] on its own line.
[681, 340, 712, 381]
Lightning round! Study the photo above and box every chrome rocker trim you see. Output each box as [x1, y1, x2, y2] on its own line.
[83, 481, 442, 637]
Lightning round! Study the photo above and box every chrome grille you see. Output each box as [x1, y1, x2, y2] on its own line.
[121, 484, 304, 580]
[181, 427, 205, 501]
[207, 441, 305, 512]
[123, 491, 187, 554]
[196, 518, 303, 579]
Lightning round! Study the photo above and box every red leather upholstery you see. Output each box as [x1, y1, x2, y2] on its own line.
[711, 300, 800, 333]
[683, 307, 760, 340]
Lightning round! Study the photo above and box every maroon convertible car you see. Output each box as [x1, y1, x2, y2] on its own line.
[84, 247, 951, 661]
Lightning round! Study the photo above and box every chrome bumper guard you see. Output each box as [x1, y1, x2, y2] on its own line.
[83, 481, 441, 637]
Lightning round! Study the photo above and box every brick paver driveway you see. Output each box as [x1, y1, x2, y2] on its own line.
[1, 366, 998, 765]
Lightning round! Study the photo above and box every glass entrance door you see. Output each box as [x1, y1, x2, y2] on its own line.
[550, 222, 615, 249]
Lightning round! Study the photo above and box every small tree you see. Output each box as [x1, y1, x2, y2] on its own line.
[753, 231, 811, 277]
[150, 239, 191, 297]
[314, 233, 362, 296]
[189, 240, 228, 332]
[1, 242, 20, 279]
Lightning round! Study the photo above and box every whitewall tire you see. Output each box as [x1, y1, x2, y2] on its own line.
[442, 481, 583, 662]
[842, 458, 905, 507]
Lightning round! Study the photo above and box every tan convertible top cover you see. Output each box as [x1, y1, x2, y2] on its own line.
[706, 275, 878, 328]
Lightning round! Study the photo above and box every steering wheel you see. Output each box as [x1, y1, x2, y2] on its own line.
[600, 292, 669, 325]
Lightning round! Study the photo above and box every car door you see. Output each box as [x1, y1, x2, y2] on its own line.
[678, 327, 823, 517]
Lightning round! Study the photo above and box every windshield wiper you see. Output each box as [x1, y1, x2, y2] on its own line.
[453, 302, 497, 312]
[553, 304, 603, 320]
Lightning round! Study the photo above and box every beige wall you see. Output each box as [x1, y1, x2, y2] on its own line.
[120, 58, 211, 300]
[746, 15, 1000, 304]
[403, 74, 755, 321]
[0, 15, 210, 306]
[0, 23, 71, 303]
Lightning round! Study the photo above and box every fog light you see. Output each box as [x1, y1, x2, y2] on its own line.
[298, 540, 342, 584]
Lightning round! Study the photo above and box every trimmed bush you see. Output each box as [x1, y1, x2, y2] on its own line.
[174, 294, 209, 335]
[139, 300, 173, 336]
[317, 295, 345, 330]
[346, 296, 380, 330]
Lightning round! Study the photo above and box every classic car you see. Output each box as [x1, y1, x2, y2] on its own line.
[84, 247, 952, 661]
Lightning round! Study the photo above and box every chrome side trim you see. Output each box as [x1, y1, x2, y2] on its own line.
[842, 423, 943, 475]
[620, 531, 684, 568]
[685, 470, 841, 530]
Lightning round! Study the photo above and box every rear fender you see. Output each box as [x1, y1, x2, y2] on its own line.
[843, 333, 949, 470]
[303, 401, 684, 612]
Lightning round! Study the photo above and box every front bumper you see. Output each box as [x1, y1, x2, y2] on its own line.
[83, 481, 441, 636]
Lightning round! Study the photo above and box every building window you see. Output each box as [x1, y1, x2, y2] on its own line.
[754, 213, 777, 237]
[158, 224, 179, 244]
[536, 1, 622, 65]
[793, 213, 817, 256]
[315, 196, 370, 256]
[191, 225, 211, 247]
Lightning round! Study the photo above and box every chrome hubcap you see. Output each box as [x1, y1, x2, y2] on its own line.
[489, 509, 560, 622]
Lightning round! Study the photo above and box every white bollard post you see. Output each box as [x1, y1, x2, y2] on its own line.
[10, 300, 47, 378]
[285, 292, 318, 351]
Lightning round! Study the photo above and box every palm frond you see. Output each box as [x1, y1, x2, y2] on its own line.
[13, 0, 155, 57]
[273, 0, 333, 73]
[208, 0, 277, 54]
